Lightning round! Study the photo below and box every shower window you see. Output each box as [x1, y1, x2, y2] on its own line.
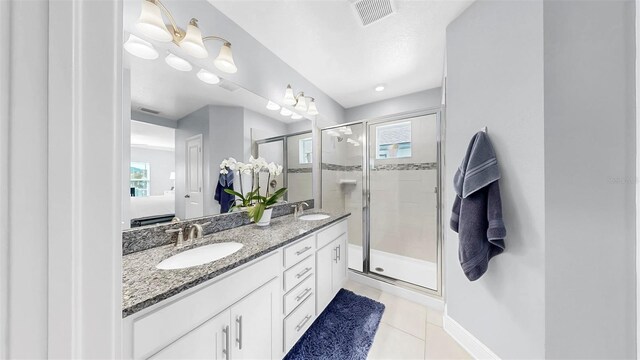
[130, 162, 150, 197]
[376, 121, 412, 159]
[299, 137, 313, 164]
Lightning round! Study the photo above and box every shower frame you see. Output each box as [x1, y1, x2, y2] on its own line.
[320, 107, 444, 298]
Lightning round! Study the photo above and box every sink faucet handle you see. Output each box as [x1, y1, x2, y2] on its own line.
[165, 228, 185, 247]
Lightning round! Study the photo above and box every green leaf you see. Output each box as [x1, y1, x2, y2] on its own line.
[265, 188, 287, 206]
[248, 203, 266, 223]
[223, 189, 245, 200]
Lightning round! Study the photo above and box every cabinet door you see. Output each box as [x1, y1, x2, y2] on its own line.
[316, 243, 335, 313]
[332, 233, 348, 294]
[149, 309, 230, 360]
[230, 280, 277, 360]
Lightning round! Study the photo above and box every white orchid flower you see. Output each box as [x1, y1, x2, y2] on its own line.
[276, 164, 283, 176]
[267, 162, 278, 175]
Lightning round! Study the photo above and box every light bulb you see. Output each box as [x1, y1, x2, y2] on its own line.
[165, 52, 192, 71]
[123, 34, 158, 60]
[196, 69, 220, 84]
[295, 96, 308, 112]
[280, 108, 293, 116]
[375, 85, 385, 92]
[266, 101, 281, 111]
[180, 19, 208, 59]
[307, 99, 319, 115]
[283, 85, 296, 106]
[213, 43, 237, 74]
[136, 0, 173, 42]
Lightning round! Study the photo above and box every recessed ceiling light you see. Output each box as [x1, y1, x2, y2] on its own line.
[280, 108, 293, 116]
[123, 34, 158, 60]
[196, 69, 220, 84]
[165, 52, 192, 71]
[266, 101, 281, 111]
[375, 85, 385, 92]
[291, 113, 303, 120]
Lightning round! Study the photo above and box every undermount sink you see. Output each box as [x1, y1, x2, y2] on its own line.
[156, 242, 243, 270]
[298, 213, 331, 221]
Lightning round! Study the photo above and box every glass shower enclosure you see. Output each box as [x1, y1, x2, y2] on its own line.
[321, 111, 442, 293]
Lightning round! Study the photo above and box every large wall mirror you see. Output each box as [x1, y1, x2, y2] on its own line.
[122, 20, 314, 228]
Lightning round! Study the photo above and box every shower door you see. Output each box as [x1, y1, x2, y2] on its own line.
[367, 114, 439, 289]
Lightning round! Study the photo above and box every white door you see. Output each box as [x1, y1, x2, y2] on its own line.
[230, 281, 277, 360]
[185, 134, 203, 219]
[316, 243, 334, 313]
[332, 234, 348, 293]
[148, 309, 230, 360]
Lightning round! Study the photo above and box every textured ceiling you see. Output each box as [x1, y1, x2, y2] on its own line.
[209, 0, 474, 108]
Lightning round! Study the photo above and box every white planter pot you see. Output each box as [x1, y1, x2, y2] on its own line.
[255, 208, 273, 226]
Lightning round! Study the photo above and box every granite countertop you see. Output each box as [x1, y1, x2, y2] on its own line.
[122, 210, 350, 317]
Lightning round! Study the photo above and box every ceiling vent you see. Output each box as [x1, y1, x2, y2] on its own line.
[352, 0, 395, 26]
[139, 107, 160, 115]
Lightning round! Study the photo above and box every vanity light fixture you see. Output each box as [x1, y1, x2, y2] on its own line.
[291, 113, 303, 120]
[196, 69, 220, 84]
[375, 84, 385, 92]
[123, 34, 159, 60]
[135, 0, 238, 73]
[282, 84, 319, 116]
[280, 108, 293, 116]
[266, 101, 281, 111]
[165, 52, 192, 71]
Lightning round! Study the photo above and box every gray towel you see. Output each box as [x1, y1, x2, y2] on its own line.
[450, 131, 506, 281]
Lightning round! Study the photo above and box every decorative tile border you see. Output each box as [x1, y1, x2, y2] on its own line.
[122, 199, 314, 255]
[322, 162, 437, 171]
[288, 168, 312, 173]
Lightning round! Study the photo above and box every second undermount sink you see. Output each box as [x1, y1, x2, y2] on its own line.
[157, 242, 243, 270]
[298, 213, 331, 221]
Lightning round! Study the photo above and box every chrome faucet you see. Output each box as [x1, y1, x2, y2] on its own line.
[187, 222, 211, 241]
[292, 202, 310, 219]
[165, 227, 185, 248]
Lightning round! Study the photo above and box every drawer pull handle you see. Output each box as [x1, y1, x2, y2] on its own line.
[295, 267, 312, 279]
[295, 246, 312, 256]
[236, 315, 243, 350]
[295, 315, 312, 332]
[222, 325, 230, 360]
[295, 287, 312, 301]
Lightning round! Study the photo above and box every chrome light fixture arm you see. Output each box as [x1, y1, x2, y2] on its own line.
[149, 0, 182, 40]
[203, 35, 232, 47]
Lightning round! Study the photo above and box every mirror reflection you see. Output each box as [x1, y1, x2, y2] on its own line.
[123, 47, 312, 229]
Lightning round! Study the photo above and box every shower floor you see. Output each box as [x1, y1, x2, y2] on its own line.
[348, 244, 437, 290]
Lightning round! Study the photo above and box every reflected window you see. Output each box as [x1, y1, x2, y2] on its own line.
[376, 122, 411, 159]
[299, 137, 313, 164]
[130, 162, 150, 197]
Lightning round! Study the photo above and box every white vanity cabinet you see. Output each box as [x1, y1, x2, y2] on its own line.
[315, 221, 348, 313]
[123, 219, 349, 360]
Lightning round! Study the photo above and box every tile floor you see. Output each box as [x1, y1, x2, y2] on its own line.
[343, 280, 472, 360]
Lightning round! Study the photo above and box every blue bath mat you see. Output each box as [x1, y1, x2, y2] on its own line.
[284, 288, 385, 360]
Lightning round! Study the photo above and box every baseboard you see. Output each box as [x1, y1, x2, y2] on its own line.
[348, 271, 444, 311]
[443, 312, 500, 360]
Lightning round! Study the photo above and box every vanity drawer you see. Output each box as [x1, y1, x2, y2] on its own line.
[316, 220, 347, 249]
[283, 274, 314, 316]
[284, 294, 316, 352]
[283, 255, 314, 292]
[283, 235, 315, 268]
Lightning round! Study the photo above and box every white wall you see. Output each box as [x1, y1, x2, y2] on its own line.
[543, 1, 636, 357]
[445, 1, 546, 358]
[344, 88, 442, 123]
[130, 147, 175, 196]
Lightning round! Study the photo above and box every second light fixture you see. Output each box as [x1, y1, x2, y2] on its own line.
[283, 85, 319, 116]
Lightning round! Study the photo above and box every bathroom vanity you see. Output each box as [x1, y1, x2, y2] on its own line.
[122, 212, 349, 359]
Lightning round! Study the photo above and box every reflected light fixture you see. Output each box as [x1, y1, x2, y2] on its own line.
[280, 108, 293, 116]
[266, 101, 281, 111]
[123, 34, 158, 60]
[291, 113, 303, 120]
[135, 0, 238, 73]
[165, 52, 192, 71]
[196, 69, 220, 84]
[375, 84, 385, 92]
[282, 84, 319, 116]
